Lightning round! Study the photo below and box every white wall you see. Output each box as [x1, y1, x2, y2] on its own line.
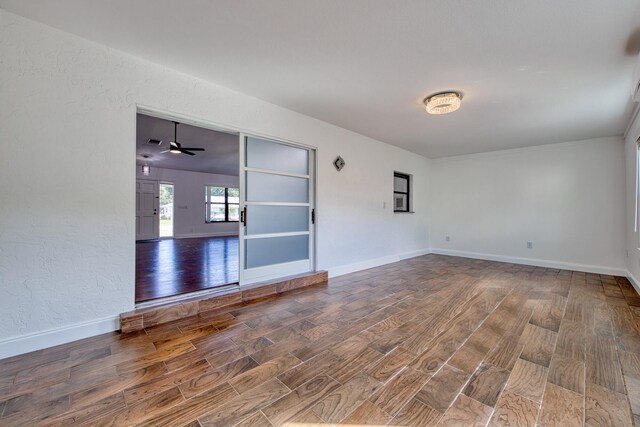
[4, 8, 628, 359]
[0, 10, 430, 355]
[136, 167, 239, 238]
[430, 137, 626, 274]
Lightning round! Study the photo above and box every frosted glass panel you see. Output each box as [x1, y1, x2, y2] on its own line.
[246, 206, 309, 235]
[247, 137, 308, 175]
[245, 235, 309, 268]
[247, 171, 308, 203]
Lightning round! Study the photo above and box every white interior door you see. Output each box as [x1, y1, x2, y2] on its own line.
[136, 179, 159, 241]
[239, 135, 316, 286]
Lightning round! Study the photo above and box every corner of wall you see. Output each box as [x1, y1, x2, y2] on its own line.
[327, 248, 432, 278]
[627, 271, 640, 296]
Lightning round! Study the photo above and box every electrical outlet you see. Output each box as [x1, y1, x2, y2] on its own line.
[527, 241, 533, 249]
[445, 236, 450, 242]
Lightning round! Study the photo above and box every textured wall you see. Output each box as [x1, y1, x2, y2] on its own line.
[0, 10, 430, 341]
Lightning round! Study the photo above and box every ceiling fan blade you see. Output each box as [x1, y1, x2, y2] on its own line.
[181, 150, 196, 156]
[180, 147, 205, 151]
[159, 149, 171, 154]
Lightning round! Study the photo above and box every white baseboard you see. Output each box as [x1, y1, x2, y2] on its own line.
[328, 247, 627, 279]
[173, 232, 238, 239]
[1, 248, 631, 360]
[430, 248, 627, 276]
[327, 248, 432, 278]
[0, 315, 120, 360]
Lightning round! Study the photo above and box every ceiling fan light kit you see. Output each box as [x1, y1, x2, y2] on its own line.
[424, 91, 462, 115]
[160, 121, 206, 156]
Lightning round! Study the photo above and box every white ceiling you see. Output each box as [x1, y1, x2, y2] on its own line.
[136, 114, 239, 176]
[3, 0, 640, 158]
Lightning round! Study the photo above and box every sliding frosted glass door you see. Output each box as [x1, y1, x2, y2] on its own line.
[239, 135, 315, 285]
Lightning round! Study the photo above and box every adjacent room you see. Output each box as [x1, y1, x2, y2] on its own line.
[2, 1, 640, 426]
[135, 113, 240, 302]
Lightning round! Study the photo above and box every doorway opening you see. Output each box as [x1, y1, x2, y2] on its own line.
[159, 182, 174, 238]
[135, 113, 240, 303]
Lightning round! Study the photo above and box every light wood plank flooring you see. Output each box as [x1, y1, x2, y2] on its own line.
[2, 254, 640, 426]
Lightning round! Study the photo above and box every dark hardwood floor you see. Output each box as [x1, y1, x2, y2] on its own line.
[2, 254, 640, 426]
[136, 236, 239, 303]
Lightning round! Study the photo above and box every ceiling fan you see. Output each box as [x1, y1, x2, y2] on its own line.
[160, 121, 205, 156]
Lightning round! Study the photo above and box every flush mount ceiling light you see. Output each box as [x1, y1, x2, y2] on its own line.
[423, 91, 462, 115]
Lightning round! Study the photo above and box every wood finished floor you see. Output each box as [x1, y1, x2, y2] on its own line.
[3, 254, 640, 426]
[136, 236, 239, 303]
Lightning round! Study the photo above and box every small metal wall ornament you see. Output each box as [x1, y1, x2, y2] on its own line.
[333, 155, 345, 171]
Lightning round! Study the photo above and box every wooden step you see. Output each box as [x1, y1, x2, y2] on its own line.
[120, 271, 328, 333]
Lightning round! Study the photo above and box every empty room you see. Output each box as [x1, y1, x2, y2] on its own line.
[2, 1, 640, 426]
[135, 113, 241, 303]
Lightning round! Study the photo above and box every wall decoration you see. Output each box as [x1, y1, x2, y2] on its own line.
[333, 155, 345, 171]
